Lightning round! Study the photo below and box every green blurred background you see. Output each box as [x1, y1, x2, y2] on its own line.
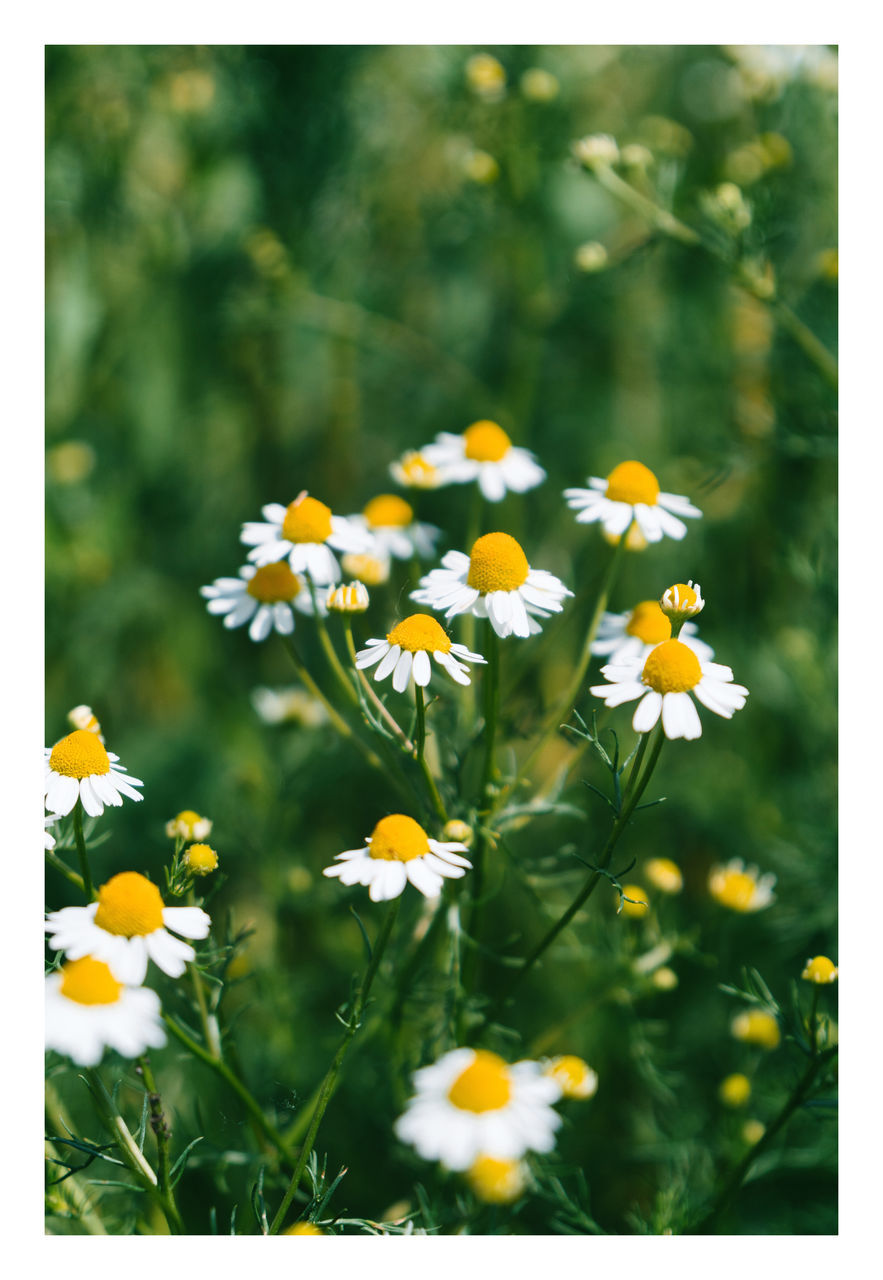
[45, 45, 837, 1235]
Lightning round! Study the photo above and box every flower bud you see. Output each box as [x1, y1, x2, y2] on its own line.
[465, 53, 506, 101]
[341, 553, 390, 586]
[660, 581, 704, 623]
[183, 843, 219, 876]
[68, 705, 104, 742]
[801, 955, 838, 984]
[465, 1155, 526, 1204]
[574, 241, 608, 273]
[719, 1073, 751, 1108]
[520, 68, 559, 102]
[543, 1055, 598, 1100]
[619, 884, 649, 918]
[442, 819, 474, 847]
[731, 1009, 781, 1050]
[166, 810, 213, 841]
[572, 133, 619, 168]
[327, 581, 370, 613]
[645, 857, 683, 895]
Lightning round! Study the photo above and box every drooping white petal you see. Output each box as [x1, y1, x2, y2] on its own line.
[392, 649, 414, 693]
[412, 650, 432, 686]
[632, 690, 663, 733]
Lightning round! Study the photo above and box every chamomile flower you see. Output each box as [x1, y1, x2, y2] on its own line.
[731, 1010, 781, 1049]
[44, 814, 62, 849]
[45, 956, 166, 1067]
[46, 871, 211, 985]
[350, 494, 440, 561]
[543, 1055, 599, 1100]
[389, 449, 444, 490]
[250, 685, 329, 727]
[802, 955, 838, 984]
[241, 491, 372, 585]
[412, 532, 572, 639]
[394, 1047, 562, 1170]
[67, 704, 104, 741]
[645, 857, 684, 894]
[422, 422, 545, 502]
[44, 730, 144, 818]
[323, 814, 472, 902]
[592, 599, 714, 667]
[565, 460, 702, 543]
[465, 1155, 528, 1204]
[707, 858, 776, 912]
[590, 639, 749, 740]
[165, 810, 212, 842]
[200, 562, 317, 642]
[355, 613, 486, 692]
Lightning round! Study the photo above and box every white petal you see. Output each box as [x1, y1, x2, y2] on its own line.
[661, 691, 702, 740]
[375, 644, 402, 682]
[412, 650, 432, 686]
[249, 605, 273, 642]
[162, 906, 211, 940]
[392, 649, 414, 693]
[632, 690, 663, 733]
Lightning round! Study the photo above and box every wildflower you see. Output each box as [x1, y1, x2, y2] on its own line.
[742, 1118, 766, 1145]
[44, 730, 144, 818]
[351, 494, 439, 561]
[592, 599, 713, 667]
[652, 966, 678, 991]
[543, 1055, 598, 1100]
[412, 532, 572, 639]
[802, 955, 838, 984]
[660, 581, 704, 624]
[520, 68, 559, 102]
[464, 150, 500, 184]
[565, 460, 702, 543]
[46, 871, 211, 984]
[574, 241, 608, 272]
[67, 704, 104, 741]
[442, 819, 474, 847]
[327, 581, 370, 613]
[708, 858, 776, 912]
[341, 551, 391, 586]
[45, 956, 166, 1067]
[240, 491, 372, 585]
[45, 814, 62, 850]
[284, 1222, 325, 1236]
[465, 53, 506, 101]
[183, 844, 219, 876]
[719, 1073, 752, 1108]
[394, 1047, 562, 1170]
[165, 810, 213, 842]
[200, 563, 317, 642]
[572, 134, 619, 168]
[621, 143, 654, 170]
[731, 1009, 781, 1049]
[645, 857, 684, 895]
[250, 686, 329, 728]
[590, 639, 749, 740]
[620, 885, 649, 917]
[389, 449, 443, 490]
[466, 1155, 528, 1203]
[355, 613, 485, 691]
[701, 182, 752, 232]
[422, 422, 545, 503]
[323, 814, 472, 902]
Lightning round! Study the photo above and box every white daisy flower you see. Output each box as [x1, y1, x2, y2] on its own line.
[323, 813, 472, 902]
[394, 1047, 563, 1171]
[411, 532, 573, 639]
[67, 704, 105, 742]
[241, 491, 372, 585]
[422, 421, 545, 503]
[565, 460, 702, 543]
[44, 730, 144, 818]
[46, 871, 211, 985]
[45, 956, 166, 1067]
[349, 494, 440, 561]
[201, 562, 317, 642]
[389, 449, 444, 490]
[45, 813, 62, 849]
[355, 613, 485, 692]
[592, 599, 714, 667]
[708, 858, 776, 912]
[165, 810, 213, 842]
[590, 638, 749, 740]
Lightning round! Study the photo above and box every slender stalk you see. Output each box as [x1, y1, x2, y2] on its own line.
[307, 577, 360, 707]
[269, 897, 400, 1234]
[343, 617, 414, 751]
[137, 1057, 184, 1234]
[45, 849, 85, 894]
[415, 684, 447, 823]
[72, 801, 94, 901]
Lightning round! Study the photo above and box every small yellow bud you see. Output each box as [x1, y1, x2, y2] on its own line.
[652, 966, 679, 991]
[574, 241, 608, 273]
[284, 1221, 325, 1235]
[520, 68, 559, 102]
[47, 440, 97, 485]
[645, 857, 683, 895]
[660, 581, 704, 622]
[465, 1154, 526, 1204]
[620, 884, 649, 918]
[544, 1055, 598, 1100]
[464, 149, 500, 184]
[465, 53, 506, 101]
[67, 705, 104, 741]
[719, 1073, 751, 1108]
[327, 581, 370, 613]
[183, 843, 219, 876]
[442, 819, 474, 847]
[166, 810, 213, 842]
[731, 1009, 781, 1050]
[741, 1118, 766, 1145]
[801, 955, 838, 984]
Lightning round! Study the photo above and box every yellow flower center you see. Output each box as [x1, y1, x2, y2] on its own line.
[625, 601, 672, 645]
[93, 872, 165, 937]
[641, 639, 702, 694]
[720, 1073, 751, 1108]
[732, 1010, 781, 1049]
[59, 956, 124, 1005]
[184, 843, 218, 874]
[363, 494, 414, 528]
[283, 1223, 325, 1236]
[448, 1050, 512, 1113]
[802, 955, 838, 984]
[386, 613, 452, 654]
[466, 1155, 524, 1204]
[49, 730, 111, 779]
[463, 420, 512, 462]
[246, 562, 302, 603]
[341, 553, 389, 586]
[466, 532, 530, 594]
[712, 870, 757, 911]
[620, 884, 649, 917]
[368, 814, 431, 862]
[605, 460, 660, 506]
[175, 809, 202, 827]
[281, 494, 333, 544]
[645, 857, 683, 894]
[666, 582, 699, 610]
[546, 1055, 596, 1099]
[397, 451, 439, 488]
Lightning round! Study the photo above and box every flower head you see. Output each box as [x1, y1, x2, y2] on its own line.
[395, 1047, 562, 1170]
[592, 599, 713, 668]
[46, 871, 211, 984]
[620, 884, 649, 917]
[719, 1073, 752, 1108]
[442, 819, 474, 848]
[591, 638, 748, 740]
[731, 1009, 781, 1049]
[422, 423, 545, 503]
[352, 494, 440, 561]
[660, 581, 705, 623]
[645, 857, 684, 895]
[412, 532, 572, 639]
[165, 810, 213, 842]
[183, 844, 219, 876]
[572, 133, 620, 167]
[44, 730, 144, 818]
[465, 53, 506, 101]
[323, 814, 472, 902]
[520, 67, 559, 102]
[543, 1055, 598, 1100]
[389, 449, 443, 490]
[201, 562, 317, 642]
[466, 1155, 528, 1204]
[67, 705, 104, 742]
[250, 686, 329, 728]
[355, 613, 485, 691]
[708, 858, 776, 912]
[327, 581, 370, 613]
[565, 461, 702, 543]
[802, 955, 838, 984]
[45, 956, 166, 1066]
[240, 491, 372, 585]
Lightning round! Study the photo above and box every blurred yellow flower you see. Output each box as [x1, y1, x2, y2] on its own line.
[645, 857, 683, 895]
[708, 859, 776, 912]
[464, 149, 500, 184]
[166, 810, 213, 842]
[620, 884, 649, 918]
[465, 53, 506, 101]
[802, 955, 838, 984]
[466, 1154, 527, 1203]
[284, 1221, 325, 1235]
[741, 1118, 766, 1145]
[574, 241, 608, 273]
[520, 68, 559, 102]
[543, 1055, 598, 1100]
[183, 843, 219, 876]
[731, 1009, 781, 1050]
[719, 1073, 751, 1108]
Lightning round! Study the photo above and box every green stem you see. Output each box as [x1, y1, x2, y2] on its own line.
[280, 635, 383, 772]
[308, 577, 360, 707]
[137, 1056, 184, 1234]
[343, 618, 414, 751]
[72, 801, 94, 901]
[269, 897, 401, 1234]
[415, 684, 447, 823]
[45, 849, 85, 894]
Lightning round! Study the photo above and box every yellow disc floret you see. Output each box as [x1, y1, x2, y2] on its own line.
[368, 814, 431, 863]
[467, 532, 530, 594]
[394, 450, 440, 489]
[463, 420, 512, 462]
[641, 639, 702, 694]
[645, 857, 683, 894]
[59, 956, 124, 1006]
[283, 1222, 325, 1236]
[802, 955, 838, 984]
[93, 872, 165, 937]
[363, 494, 414, 528]
[341, 553, 390, 586]
[620, 884, 649, 918]
[246, 562, 302, 603]
[49, 730, 112, 779]
[605, 460, 660, 506]
[448, 1050, 512, 1113]
[281, 494, 333, 544]
[183, 843, 219, 876]
[731, 1010, 781, 1049]
[625, 601, 672, 646]
[719, 1073, 751, 1108]
[466, 1155, 526, 1204]
[545, 1055, 598, 1100]
[387, 613, 452, 654]
[709, 868, 759, 912]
